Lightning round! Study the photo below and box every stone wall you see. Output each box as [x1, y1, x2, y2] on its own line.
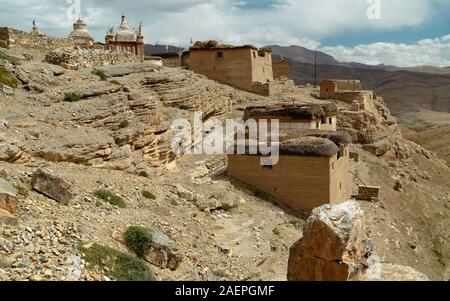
[0, 27, 74, 49]
[227, 150, 352, 212]
[45, 47, 140, 70]
[334, 90, 374, 103]
[250, 78, 296, 96]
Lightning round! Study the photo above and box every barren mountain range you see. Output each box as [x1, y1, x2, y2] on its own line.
[270, 45, 450, 164]
[270, 45, 450, 130]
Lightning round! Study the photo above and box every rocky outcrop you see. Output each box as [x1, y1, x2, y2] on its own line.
[287, 201, 428, 281]
[141, 68, 234, 117]
[31, 169, 74, 205]
[339, 96, 405, 160]
[146, 230, 184, 271]
[101, 62, 162, 77]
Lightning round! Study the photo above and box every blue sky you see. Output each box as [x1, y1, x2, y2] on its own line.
[0, 0, 449, 67]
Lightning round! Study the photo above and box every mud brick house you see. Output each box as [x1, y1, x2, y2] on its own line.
[188, 41, 291, 95]
[227, 131, 352, 212]
[320, 79, 374, 103]
[244, 103, 338, 132]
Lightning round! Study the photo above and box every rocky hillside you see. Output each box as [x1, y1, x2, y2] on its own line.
[0, 39, 449, 281]
[271, 46, 450, 131]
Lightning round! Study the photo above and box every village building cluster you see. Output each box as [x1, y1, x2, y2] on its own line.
[227, 103, 352, 212]
[0, 16, 382, 214]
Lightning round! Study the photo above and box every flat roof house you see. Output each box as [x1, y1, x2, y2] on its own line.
[227, 131, 352, 212]
[188, 41, 274, 95]
[244, 103, 338, 132]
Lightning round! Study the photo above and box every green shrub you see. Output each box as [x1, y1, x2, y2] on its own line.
[92, 69, 107, 81]
[12, 183, 28, 197]
[178, 104, 190, 110]
[93, 190, 126, 208]
[123, 226, 153, 258]
[63, 92, 82, 102]
[0, 41, 8, 49]
[110, 80, 122, 86]
[394, 181, 403, 192]
[142, 190, 156, 200]
[0, 68, 19, 88]
[288, 220, 302, 229]
[138, 171, 149, 178]
[118, 120, 129, 128]
[78, 243, 155, 281]
[270, 244, 278, 252]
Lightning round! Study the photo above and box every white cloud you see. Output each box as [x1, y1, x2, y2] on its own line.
[0, 0, 448, 66]
[321, 35, 450, 67]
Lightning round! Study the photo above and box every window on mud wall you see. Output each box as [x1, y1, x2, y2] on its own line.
[316, 121, 320, 129]
[253, 52, 256, 59]
[332, 162, 335, 171]
[217, 51, 223, 59]
[329, 118, 333, 125]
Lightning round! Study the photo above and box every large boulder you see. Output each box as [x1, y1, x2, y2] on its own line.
[288, 201, 371, 281]
[145, 230, 184, 271]
[0, 178, 19, 214]
[287, 201, 428, 281]
[31, 169, 74, 205]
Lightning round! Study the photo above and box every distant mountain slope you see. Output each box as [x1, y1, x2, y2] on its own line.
[271, 46, 450, 130]
[144, 44, 183, 56]
[268, 45, 338, 65]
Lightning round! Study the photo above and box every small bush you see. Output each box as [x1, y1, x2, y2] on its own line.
[272, 228, 281, 236]
[270, 244, 278, 252]
[178, 104, 190, 110]
[191, 197, 199, 205]
[93, 190, 126, 208]
[110, 80, 122, 86]
[63, 92, 81, 102]
[118, 120, 130, 128]
[13, 183, 28, 197]
[138, 171, 149, 178]
[288, 220, 302, 229]
[394, 181, 403, 192]
[92, 69, 107, 81]
[123, 226, 153, 259]
[78, 243, 155, 281]
[0, 41, 8, 49]
[142, 190, 156, 200]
